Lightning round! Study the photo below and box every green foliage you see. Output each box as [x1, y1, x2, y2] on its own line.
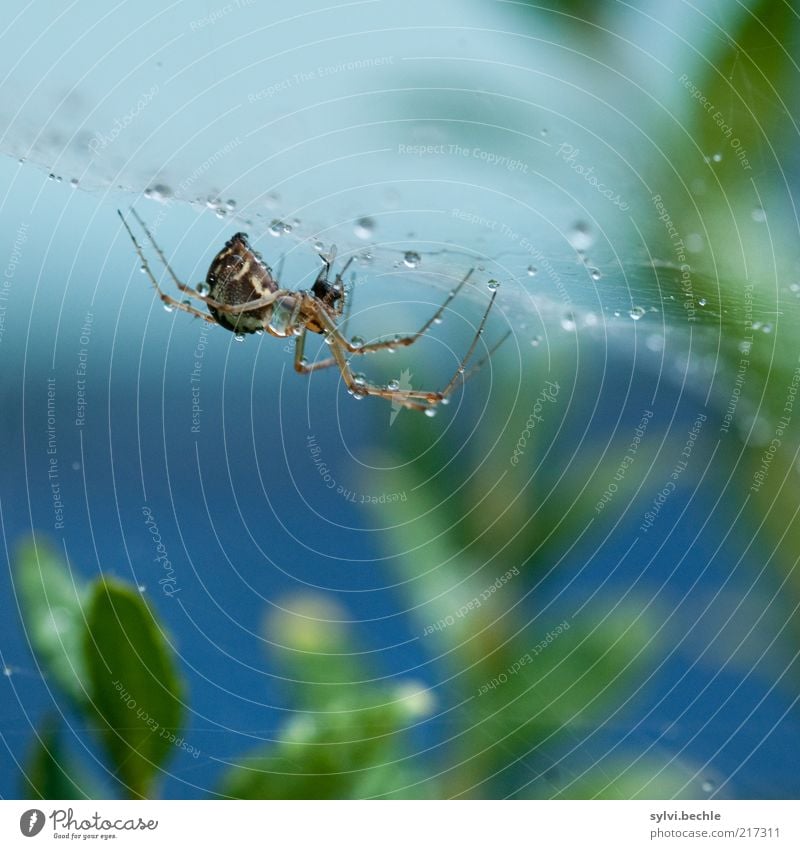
[83, 579, 185, 798]
[15, 539, 88, 705]
[22, 720, 91, 800]
[15, 542, 185, 799]
[220, 690, 434, 800]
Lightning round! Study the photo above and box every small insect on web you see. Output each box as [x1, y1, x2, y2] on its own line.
[118, 209, 511, 412]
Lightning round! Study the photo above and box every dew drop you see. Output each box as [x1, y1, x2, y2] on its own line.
[351, 335, 365, 350]
[568, 221, 594, 251]
[561, 312, 576, 331]
[353, 372, 367, 387]
[163, 303, 175, 312]
[354, 217, 375, 239]
[215, 208, 227, 219]
[527, 265, 538, 277]
[70, 178, 79, 188]
[751, 205, 766, 223]
[530, 335, 541, 347]
[712, 152, 722, 162]
[206, 196, 220, 210]
[403, 251, 421, 268]
[2, 666, 11, 677]
[387, 379, 400, 391]
[487, 279, 500, 291]
[433, 316, 443, 325]
[196, 281, 211, 297]
[589, 267, 602, 280]
[701, 779, 716, 793]
[698, 297, 707, 306]
[48, 173, 56, 181]
[269, 219, 285, 236]
[629, 306, 646, 320]
[147, 183, 172, 202]
[234, 333, 245, 342]
[225, 199, 236, 211]
[313, 240, 325, 253]
[761, 322, 773, 333]
[424, 407, 437, 418]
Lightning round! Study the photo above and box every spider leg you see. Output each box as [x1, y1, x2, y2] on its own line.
[293, 327, 338, 373]
[123, 208, 207, 300]
[340, 267, 475, 354]
[117, 210, 218, 324]
[437, 288, 504, 400]
[309, 288, 508, 410]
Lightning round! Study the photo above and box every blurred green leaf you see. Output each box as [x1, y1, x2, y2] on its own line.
[21, 719, 93, 800]
[220, 688, 434, 799]
[15, 537, 88, 705]
[83, 579, 184, 798]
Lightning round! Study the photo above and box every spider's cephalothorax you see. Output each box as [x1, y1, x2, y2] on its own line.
[118, 209, 509, 412]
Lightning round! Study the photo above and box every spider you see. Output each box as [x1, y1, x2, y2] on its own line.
[118, 209, 510, 412]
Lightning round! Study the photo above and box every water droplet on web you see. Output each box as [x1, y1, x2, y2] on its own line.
[487, 280, 500, 291]
[589, 267, 602, 280]
[312, 240, 325, 253]
[527, 266, 537, 277]
[206, 196, 220, 210]
[269, 219, 286, 236]
[351, 335, 365, 350]
[353, 372, 367, 387]
[264, 192, 280, 209]
[531, 335, 541, 347]
[2, 666, 11, 677]
[568, 221, 594, 251]
[403, 251, 421, 269]
[196, 281, 210, 297]
[388, 379, 400, 391]
[70, 178, 79, 188]
[789, 283, 800, 294]
[761, 322, 773, 333]
[225, 199, 236, 211]
[163, 303, 175, 312]
[561, 312, 576, 331]
[712, 152, 722, 162]
[701, 779, 716, 793]
[354, 217, 375, 239]
[751, 206, 766, 223]
[433, 316, 443, 325]
[215, 208, 227, 219]
[424, 407, 437, 417]
[698, 298, 707, 306]
[234, 333, 245, 342]
[629, 306, 646, 320]
[139, 265, 147, 274]
[146, 184, 172, 202]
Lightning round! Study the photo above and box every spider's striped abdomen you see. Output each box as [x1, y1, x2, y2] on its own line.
[206, 233, 278, 334]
